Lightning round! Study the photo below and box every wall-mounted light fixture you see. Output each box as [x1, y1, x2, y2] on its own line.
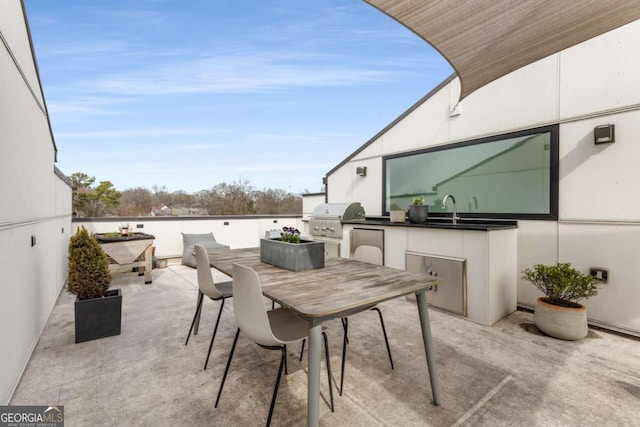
[356, 166, 367, 177]
[594, 124, 615, 144]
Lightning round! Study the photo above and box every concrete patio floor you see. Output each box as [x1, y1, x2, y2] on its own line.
[10, 261, 640, 426]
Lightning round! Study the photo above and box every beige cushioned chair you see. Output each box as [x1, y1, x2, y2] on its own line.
[184, 245, 233, 370]
[215, 263, 334, 426]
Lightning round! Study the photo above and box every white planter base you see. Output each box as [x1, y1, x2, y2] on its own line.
[534, 297, 588, 341]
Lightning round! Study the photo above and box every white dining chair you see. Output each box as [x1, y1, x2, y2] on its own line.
[215, 263, 334, 426]
[184, 245, 233, 370]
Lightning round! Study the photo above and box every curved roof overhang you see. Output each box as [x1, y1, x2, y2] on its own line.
[365, 0, 640, 101]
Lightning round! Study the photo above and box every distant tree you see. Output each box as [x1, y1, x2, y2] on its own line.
[69, 172, 95, 214]
[115, 187, 154, 216]
[69, 172, 95, 189]
[208, 179, 256, 215]
[195, 189, 216, 215]
[83, 180, 121, 217]
[152, 184, 170, 200]
[70, 174, 302, 216]
[165, 190, 196, 209]
[278, 192, 302, 214]
[254, 188, 301, 214]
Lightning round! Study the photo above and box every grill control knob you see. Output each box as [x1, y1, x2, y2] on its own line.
[329, 227, 335, 231]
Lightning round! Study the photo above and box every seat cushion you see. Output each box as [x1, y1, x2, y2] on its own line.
[268, 308, 308, 344]
[181, 233, 229, 268]
[212, 280, 233, 299]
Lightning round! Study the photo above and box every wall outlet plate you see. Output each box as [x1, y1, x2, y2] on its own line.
[590, 267, 608, 283]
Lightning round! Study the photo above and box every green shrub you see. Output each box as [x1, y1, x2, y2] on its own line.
[67, 227, 112, 300]
[412, 196, 425, 205]
[522, 263, 598, 307]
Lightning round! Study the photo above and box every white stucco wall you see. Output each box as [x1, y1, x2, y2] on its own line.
[0, 0, 72, 404]
[0, 0, 44, 107]
[302, 193, 325, 219]
[327, 19, 640, 335]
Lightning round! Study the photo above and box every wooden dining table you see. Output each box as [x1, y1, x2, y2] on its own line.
[209, 247, 442, 427]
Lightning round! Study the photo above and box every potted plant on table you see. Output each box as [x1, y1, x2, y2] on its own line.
[260, 226, 324, 272]
[68, 227, 122, 343]
[522, 263, 598, 340]
[280, 226, 301, 243]
[408, 196, 428, 224]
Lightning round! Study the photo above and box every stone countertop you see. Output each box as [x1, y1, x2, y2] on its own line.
[342, 217, 518, 231]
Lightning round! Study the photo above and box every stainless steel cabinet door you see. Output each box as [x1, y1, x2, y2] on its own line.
[406, 252, 467, 316]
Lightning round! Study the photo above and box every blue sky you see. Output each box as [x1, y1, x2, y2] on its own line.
[25, 0, 452, 194]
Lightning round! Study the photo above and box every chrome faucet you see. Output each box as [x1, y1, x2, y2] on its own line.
[442, 194, 460, 225]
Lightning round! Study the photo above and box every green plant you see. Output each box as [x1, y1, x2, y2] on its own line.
[100, 232, 121, 238]
[522, 263, 598, 307]
[69, 172, 121, 217]
[67, 227, 112, 300]
[280, 226, 301, 243]
[412, 196, 425, 205]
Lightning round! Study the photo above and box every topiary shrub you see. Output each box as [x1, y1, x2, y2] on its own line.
[68, 227, 112, 300]
[522, 262, 598, 308]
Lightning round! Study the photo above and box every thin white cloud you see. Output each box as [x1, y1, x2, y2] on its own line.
[84, 51, 399, 96]
[44, 41, 127, 57]
[46, 94, 143, 116]
[47, 101, 105, 115]
[89, 8, 173, 26]
[218, 162, 335, 173]
[56, 127, 223, 139]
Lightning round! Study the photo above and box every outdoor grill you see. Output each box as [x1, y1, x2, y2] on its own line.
[309, 202, 365, 239]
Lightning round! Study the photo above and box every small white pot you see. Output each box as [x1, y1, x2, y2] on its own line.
[390, 210, 406, 223]
[534, 297, 588, 340]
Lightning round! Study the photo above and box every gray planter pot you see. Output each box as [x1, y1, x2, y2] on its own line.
[534, 297, 588, 340]
[260, 238, 325, 272]
[408, 205, 428, 224]
[74, 288, 122, 343]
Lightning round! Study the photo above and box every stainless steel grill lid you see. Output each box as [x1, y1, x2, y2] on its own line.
[310, 202, 365, 221]
[310, 202, 365, 238]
